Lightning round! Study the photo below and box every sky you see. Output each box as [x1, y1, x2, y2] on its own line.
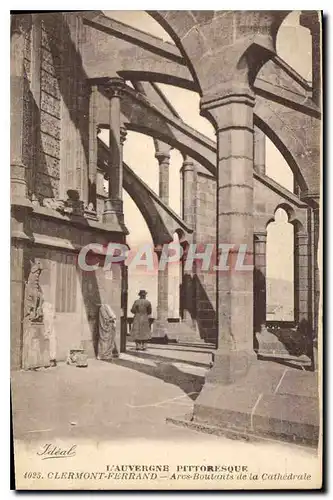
[100, 11, 312, 317]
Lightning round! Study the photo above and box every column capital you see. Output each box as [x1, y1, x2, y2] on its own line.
[300, 191, 320, 208]
[104, 77, 126, 98]
[254, 231, 267, 243]
[103, 198, 123, 221]
[181, 155, 196, 172]
[155, 150, 171, 165]
[154, 139, 172, 162]
[200, 85, 255, 131]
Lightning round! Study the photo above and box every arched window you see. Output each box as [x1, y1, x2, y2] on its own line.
[103, 11, 174, 43]
[266, 207, 294, 322]
[124, 191, 158, 319]
[276, 11, 312, 83]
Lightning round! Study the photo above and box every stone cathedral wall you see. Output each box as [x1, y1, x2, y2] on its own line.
[195, 172, 217, 343]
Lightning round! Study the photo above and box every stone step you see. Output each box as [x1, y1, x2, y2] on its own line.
[181, 361, 320, 447]
[167, 322, 203, 344]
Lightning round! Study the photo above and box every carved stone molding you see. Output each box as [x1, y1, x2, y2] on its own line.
[11, 14, 32, 37]
[104, 76, 126, 99]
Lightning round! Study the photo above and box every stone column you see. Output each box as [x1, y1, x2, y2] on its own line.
[155, 141, 171, 204]
[200, 87, 255, 384]
[157, 151, 169, 203]
[253, 232, 267, 335]
[294, 229, 312, 358]
[11, 15, 33, 370]
[312, 205, 320, 342]
[151, 143, 171, 340]
[300, 193, 320, 348]
[181, 155, 197, 329]
[30, 15, 42, 199]
[120, 125, 127, 198]
[120, 263, 128, 353]
[294, 231, 310, 325]
[103, 77, 125, 225]
[300, 11, 321, 106]
[77, 80, 89, 206]
[11, 15, 31, 205]
[153, 248, 169, 341]
[254, 127, 266, 175]
[182, 156, 197, 228]
[88, 84, 98, 211]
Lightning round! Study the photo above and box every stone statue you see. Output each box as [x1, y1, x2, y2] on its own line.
[24, 260, 44, 323]
[64, 189, 84, 216]
[97, 304, 119, 360]
[22, 259, 50, 370]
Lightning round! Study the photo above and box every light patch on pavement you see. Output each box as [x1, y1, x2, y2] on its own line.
[127, 392, 198, 409]
[172, 362, 208, 377]
[120, 353, 157, 367]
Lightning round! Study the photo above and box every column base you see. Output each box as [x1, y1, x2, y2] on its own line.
[206, 348, 257, 384]
[169, 359, 320, 446]
[103, 198, 124, 225]
[11, 161, 29, 203]
[150, 319, 169, 344]
[102, 213, 124, 225]
[167, 320, 204, 345]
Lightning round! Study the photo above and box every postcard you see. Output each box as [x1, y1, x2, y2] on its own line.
[10, 10, 322, 490]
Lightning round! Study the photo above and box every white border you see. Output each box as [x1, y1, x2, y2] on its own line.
[2, 4, 331, 498]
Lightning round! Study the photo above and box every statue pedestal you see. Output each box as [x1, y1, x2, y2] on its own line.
[22, 321, 50, 370]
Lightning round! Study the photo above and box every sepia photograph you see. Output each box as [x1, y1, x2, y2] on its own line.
[10, 9, 323, 490]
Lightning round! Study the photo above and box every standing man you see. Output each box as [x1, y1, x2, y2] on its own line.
[130, 290, 152, 351]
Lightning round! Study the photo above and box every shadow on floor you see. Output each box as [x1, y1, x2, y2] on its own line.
[172, 343, 216, 351]
[257, 354, 313, 371]
[146, 345, 215, 356]
[124, 348, 211, 369]
[112, 354, 206, 402]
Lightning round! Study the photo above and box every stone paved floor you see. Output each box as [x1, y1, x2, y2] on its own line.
[11, 343, 318, 464]
[11, 343, 212, 442]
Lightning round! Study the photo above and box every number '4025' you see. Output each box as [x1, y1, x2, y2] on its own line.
[24, 472, 42, 479]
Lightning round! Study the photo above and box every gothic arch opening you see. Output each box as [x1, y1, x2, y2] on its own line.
[155, 83, 215, 141]
[98, 127, 159, 321]
[124, 191, 158, 320]
[102, 11, 174, 43]
[266, 207, 294, 322]
[276, 11, 312, 83]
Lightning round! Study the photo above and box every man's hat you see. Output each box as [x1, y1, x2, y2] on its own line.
[138, 289, 147, 296]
